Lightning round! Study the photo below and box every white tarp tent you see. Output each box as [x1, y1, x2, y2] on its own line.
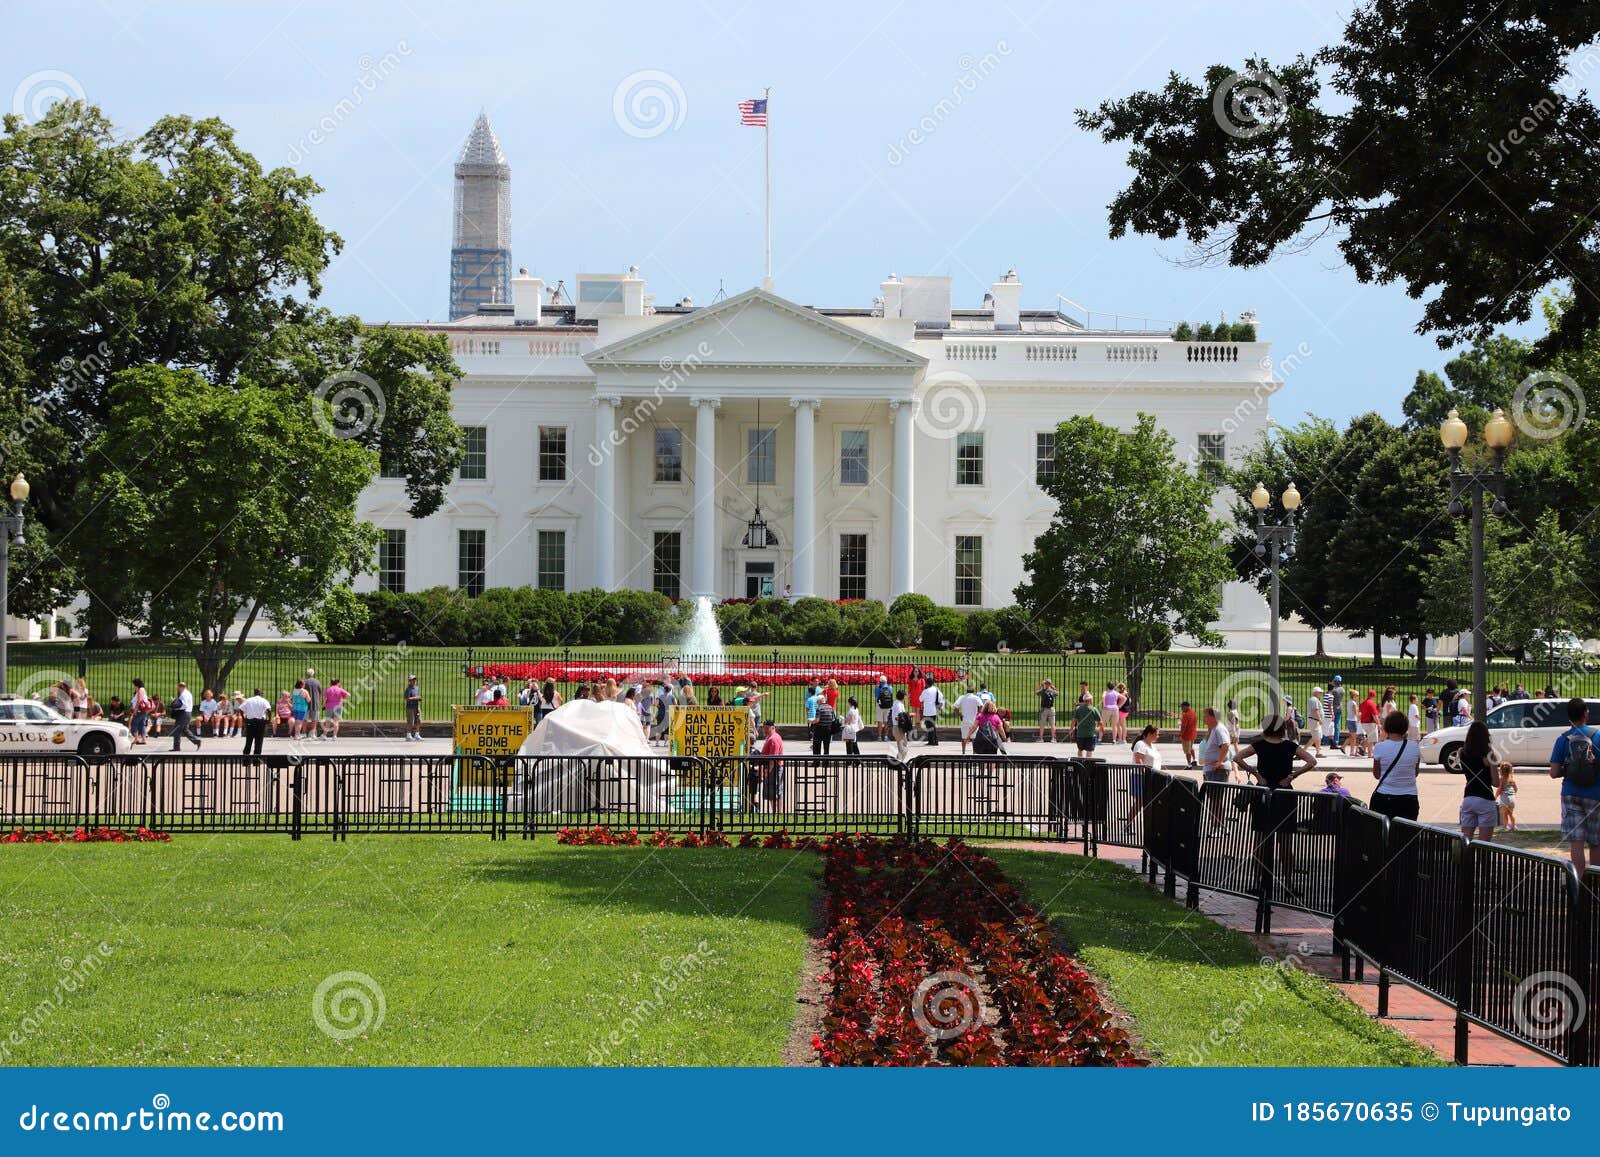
[516, 699, 678, 814]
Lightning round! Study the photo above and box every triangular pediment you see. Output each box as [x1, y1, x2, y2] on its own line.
[584, 288, 926, 372]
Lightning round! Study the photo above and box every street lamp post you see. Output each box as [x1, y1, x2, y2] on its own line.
[1250, 481, 1301, 717]
[1439, 407, 1513, 720]
[0, 473, 31, 697]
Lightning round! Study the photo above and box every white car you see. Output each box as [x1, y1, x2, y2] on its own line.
[0, 697, 134, 759]
[1419, 697, 1600, 770]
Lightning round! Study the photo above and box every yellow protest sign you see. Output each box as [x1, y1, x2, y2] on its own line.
[670, 707, 751, 759]
[452, 705, 535, 758]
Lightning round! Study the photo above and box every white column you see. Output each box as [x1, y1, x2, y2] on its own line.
[591, 395, 620, 589]
[790, 398, 818, 597]
[890, 397, 914, 598]
[691, 397, 720, 598]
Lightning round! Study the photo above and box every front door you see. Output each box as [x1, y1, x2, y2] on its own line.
[745, 560, 775, 599]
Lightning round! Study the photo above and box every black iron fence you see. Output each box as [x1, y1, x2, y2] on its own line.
[10, 642, 1596, 727]
[7, 749, 1598, 1066]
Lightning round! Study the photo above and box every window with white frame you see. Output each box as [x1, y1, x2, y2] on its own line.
[654, 428, 683, 482]
[459, 426, 488, 480]
[1198, 432, 1227, 483]
[653, 532, 681, 599]
[840, 430, 869, 486]
[537, 530, 566, 591]
[839, 534, 867, 600]
[378, 529, 406, 592]
[747, 428, 776, 485]
[538, 426, 567, 482]
[956, 432, 985, 486]
[1035, 431, 1056, 487]
[954, 536, 982, 606]
[457, 529, 486, 596]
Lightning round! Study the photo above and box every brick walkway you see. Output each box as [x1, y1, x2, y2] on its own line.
[1007, 840, 1556, 1067]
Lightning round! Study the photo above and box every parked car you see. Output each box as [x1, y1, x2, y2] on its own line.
[1419, 697, 1600, 770]
[0, 696, 133, 758]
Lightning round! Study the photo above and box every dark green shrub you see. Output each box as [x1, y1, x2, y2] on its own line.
[888, 592, 937, 625]
[920, 608, 965, 649]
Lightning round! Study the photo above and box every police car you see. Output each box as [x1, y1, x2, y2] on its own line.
[0, 696, 134, 758]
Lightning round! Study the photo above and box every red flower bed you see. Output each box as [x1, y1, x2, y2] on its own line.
[811, 835, 1143, 1067]
[479, 660, 959, 688]
[3, 827, 171, 844]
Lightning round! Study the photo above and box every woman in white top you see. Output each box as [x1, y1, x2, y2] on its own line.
[1130, 723, 1162, 821]
[841, 697, 864, 757]
[1369, 709, 1422, 821]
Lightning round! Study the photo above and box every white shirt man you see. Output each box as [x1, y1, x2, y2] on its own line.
[240, 692, 271, 720]
[955, 689, 984, 753]
[174, 686, 194, 713]
[919, 683, 946, 746]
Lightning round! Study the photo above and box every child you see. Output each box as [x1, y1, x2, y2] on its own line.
[147, 694, 165, 738]
[1178, 701, 1199, 769]
[1497, 768, 1518, 832]
[273, 690, 292, 737]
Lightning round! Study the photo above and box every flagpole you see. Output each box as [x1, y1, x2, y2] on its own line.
[762, 86, 773, 292]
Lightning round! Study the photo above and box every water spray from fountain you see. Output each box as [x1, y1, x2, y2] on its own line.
[682, 596, 726, 674]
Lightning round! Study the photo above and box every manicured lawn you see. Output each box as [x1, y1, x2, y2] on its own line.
[989, 851, 1442, 1066]
[0, 838, 819, 1065]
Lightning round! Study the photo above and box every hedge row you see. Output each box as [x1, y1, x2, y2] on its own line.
[325, 588, 1075, 651]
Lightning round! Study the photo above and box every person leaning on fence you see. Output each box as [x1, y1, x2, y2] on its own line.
[811, 694, 838, 756]
[1549, 698, 1600, 872]
[1233, 715, 1317, 898]
[1457, 720, 1508, 842]
[404, 675, 423, 741]
[1368, 710, 1421, 821]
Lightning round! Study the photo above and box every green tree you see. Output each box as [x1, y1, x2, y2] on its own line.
[74, 366, 379, 693]
[1076, 2, 1600, 355]
[1399, 334, 1535, 430]
[1324, 420, 1449, 665]
[1225, 416, 1341, 655]
[0, 103, 462, 642]
[1016, 414, 1233, 707]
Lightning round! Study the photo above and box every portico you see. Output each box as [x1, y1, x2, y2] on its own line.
[582, 289, 925, 602]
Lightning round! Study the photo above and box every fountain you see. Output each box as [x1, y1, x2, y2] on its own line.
[680, 595, 727, 674]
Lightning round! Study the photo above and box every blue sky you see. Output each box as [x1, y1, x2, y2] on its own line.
[3, 0, 1531, 425]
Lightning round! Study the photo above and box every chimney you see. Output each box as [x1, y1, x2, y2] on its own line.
[879, 274, 903, 319]
[512, 268, 543, 324]
[621, 265, 646, 317]
[991, 269, 1021, 330]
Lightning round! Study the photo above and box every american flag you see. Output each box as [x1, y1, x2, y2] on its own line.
[738, 97, 767, 126]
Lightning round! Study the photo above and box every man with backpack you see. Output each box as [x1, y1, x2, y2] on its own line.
[1550, 698, 1600, 871]
[874, 676, 896, 741]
